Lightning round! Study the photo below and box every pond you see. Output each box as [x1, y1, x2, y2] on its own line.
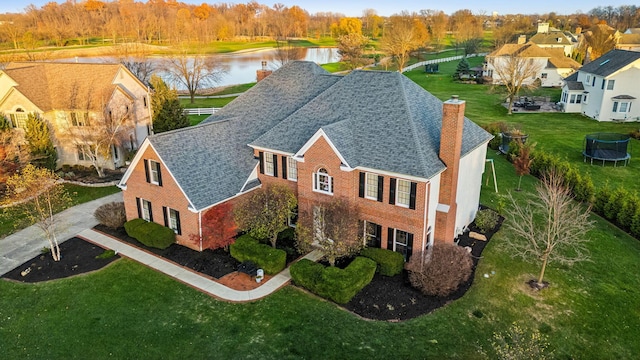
[58, 47, 340, 88]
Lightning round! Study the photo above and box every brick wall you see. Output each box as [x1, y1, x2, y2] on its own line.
[122, 144, 201, 250]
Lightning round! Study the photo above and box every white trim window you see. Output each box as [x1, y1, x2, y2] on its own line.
[313, 168, 333, 195]
[264, 151, 275, 176]
[287, 156, 298, 181]
[148, 160, 161, 185]
[77, 144, 94, 162]
[363, 221, 381, 248]
[613, 101, 632, 113]
[9, 109, 28, 128]
[396, 179, 411, 208]
[167, 208, 179, 234]
[365, 173, 379, 200]
[586, 74, 591, 84]
[140, 199, 152, 221]
[607, 79, 615, 90]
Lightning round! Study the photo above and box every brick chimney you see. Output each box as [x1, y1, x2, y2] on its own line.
[256, 61, 272, 82]
[434, 95, 465, 243]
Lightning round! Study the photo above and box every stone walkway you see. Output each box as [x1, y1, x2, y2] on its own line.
[1, 192, 322, 302]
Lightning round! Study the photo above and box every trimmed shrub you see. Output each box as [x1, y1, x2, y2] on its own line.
[290, 257, 377, 304]
[124, 219, 175, 249]
[94, 201, 126, 229]
[360, 247, 404, 276]
[230, 234, 286, 274]
[474, 208, 500, 233]
[603, 187, 629, 221]
[617, 194, 640, 231]
[481, 122, 507, 150]
[405, 243, 473, 297]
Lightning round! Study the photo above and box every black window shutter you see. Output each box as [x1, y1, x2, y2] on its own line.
[156, 162, 163, 186]
[148, 202, 153, 222]
[331, 177, 334, 192]
[387, 227, 394, 250]
[136, 197, 142, 218]
[144, 159, 150, 183]
[409, 182, 417, 210]
[163, 206, 168, 227]
[407, 233, 414, 259]
[282, 156, 287, 179]
[375, 224, 382, 248]
[358, 172, 365, 198]
[258, 152, 264, 174]
[272, 153, 278, 177]
[175, 210, 182, 235]
[377, 176, 384, 202]
[389, 178, 396, 205]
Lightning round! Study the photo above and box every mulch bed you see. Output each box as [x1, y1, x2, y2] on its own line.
[94, 224, 240, 279]
[2, 237, 120, 283]
[3, 213, 502, 321]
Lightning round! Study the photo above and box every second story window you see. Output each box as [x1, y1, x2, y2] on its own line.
[287, 156, 297, 181]
[264, 152, 275, 176]
[144, 159, 163, 186]
[313, 168, 333, 195]
[607, 79, 615, 90]
[396, 179, 411, 207]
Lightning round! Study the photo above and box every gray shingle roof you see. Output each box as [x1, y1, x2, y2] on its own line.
[148, 61, 491, 211]
[251, 70, 492, 180]
[149, 61, 339, 210]
[580, 49, 640, 77]
[566, 80, 584, 90]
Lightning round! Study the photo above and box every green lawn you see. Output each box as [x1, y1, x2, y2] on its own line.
[0, 184, 120, 238]
[2, 56, 640, 359]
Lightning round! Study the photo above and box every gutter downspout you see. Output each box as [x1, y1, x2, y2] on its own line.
[199, 210, 203, 252]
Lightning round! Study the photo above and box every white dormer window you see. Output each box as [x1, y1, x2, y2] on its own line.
[313, 168, 333, 195]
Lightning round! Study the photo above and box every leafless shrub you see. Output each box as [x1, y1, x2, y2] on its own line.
[405, 243, 473, 297]
[94, 202, 126, 229]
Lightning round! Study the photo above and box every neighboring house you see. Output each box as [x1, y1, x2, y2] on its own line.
[483, 41, 581, 87]
[560, 49, 640, 121]
[0, 62, 152, 170]
[528, 23, 576, 57]
[118, 61, 492, 262]
[615, 32, 640, 52]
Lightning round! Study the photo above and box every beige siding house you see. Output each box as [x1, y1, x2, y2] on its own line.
[0, 62, 152, 170]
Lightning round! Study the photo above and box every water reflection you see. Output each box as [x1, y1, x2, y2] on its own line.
[57, 47, 339, 88]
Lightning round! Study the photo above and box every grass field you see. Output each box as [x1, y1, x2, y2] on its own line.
[1, 56, 640, 359]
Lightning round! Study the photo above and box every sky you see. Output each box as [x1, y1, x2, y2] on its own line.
[0, 0, 632, 16]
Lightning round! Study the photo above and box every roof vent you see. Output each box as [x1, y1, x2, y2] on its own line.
[600, 59, 610, 66]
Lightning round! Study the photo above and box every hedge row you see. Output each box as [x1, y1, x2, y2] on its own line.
[359, 247, 404, 276]
[229, 235, 286, 275]
[124, 218, 175, 249]
[530, 150, 596, 203]
[290, 257, 377, 304]
[529, 150, 640, 239]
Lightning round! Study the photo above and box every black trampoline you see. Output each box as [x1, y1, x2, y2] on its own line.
[583, 133, 631, 166]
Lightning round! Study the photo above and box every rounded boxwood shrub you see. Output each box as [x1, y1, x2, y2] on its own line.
[290, 256, 376, 304]
[405, 243, 473, 297]
[230, 235, 286, 274]
[124, 219, 175, 249]
[474, 208, 500, 233]
[360, 247, 404, 276]
[94, 201, 127, 229]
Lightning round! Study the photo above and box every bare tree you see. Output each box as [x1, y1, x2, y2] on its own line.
[337, 33, 370, 70]
[60, 83, 135, 177]
[296, 199, 363, 266]
[0, 115, 30, 183]
[381, 15, 421, 72]
[583, 23, 617, 61]
[5, 164, 72, 261]
[505, 170, 594, 289]
[490, 53, 543, 114]
[111, 43, 155, 85]
[234, 184, 297, 248]
[272, 38, 305, 67]
[162, 50, 227, 103]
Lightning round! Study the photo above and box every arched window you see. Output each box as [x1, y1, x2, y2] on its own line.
[9, 108, 27, 128]
[313, 167, 333, 195]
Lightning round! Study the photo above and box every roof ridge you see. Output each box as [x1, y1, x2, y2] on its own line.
[398, 74, 432, 176]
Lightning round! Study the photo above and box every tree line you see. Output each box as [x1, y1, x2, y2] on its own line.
[0, 1, 637, 51]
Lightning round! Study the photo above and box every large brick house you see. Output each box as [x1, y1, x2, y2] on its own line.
[118, 61, 492, 260]
[0, 62, 152, 170]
